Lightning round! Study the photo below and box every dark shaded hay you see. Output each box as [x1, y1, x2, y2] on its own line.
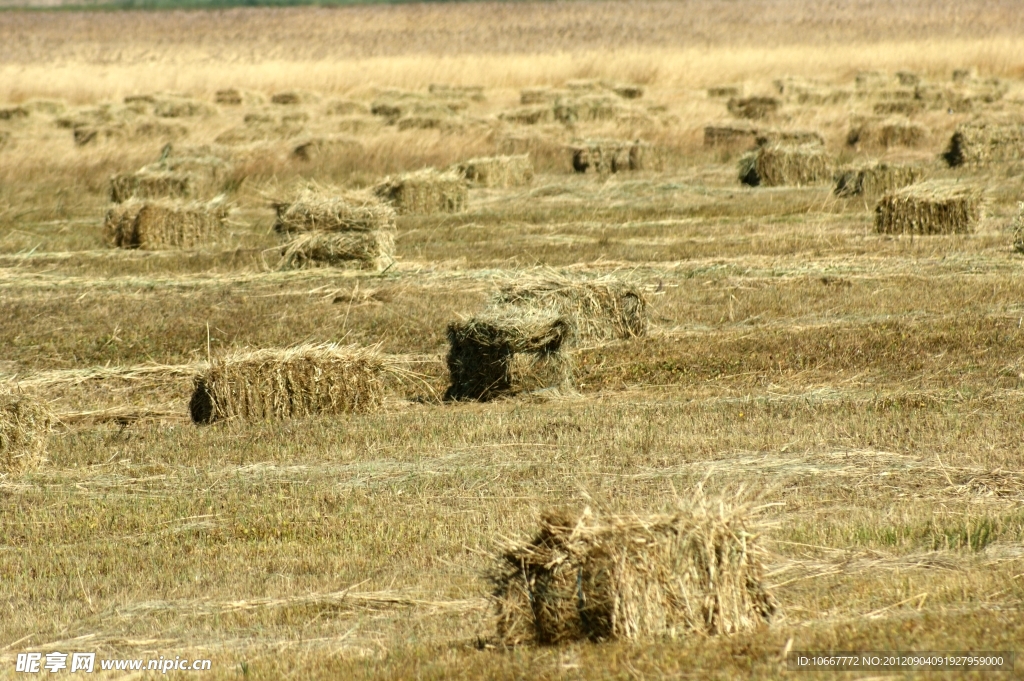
[0, 106, 29, 121]
[104, 198, 230, 249]
[703, 124, 757, 149]
[834, 163, 922, 198]
[444, 312, 573, 401]
[325, 99, 370, 116]
[454, 155, 534, 188]
[875, 181, 982, 235]
[0, 389, 51, 476]
[373, 169, 467, 215]
[726, 97, 780, 120]
[944, 119, 1024, 167]
[491, 498, 775, 645]
[739, 144, 832, 187]
[571, 139, 648, 174]
[611, 84, 645, 100]
[707, 86, 741, 98]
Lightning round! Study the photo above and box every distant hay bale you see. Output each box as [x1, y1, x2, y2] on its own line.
[952, 68, 977, 83]
[0, 106, 29, 121]
[104, 198, 229, 249]
[373, 169, 467, 215]
[154, 97, 216, 118]
[445, 312, 573, 401]
[878, 120, 928, 148]
[325, 99, 370, 116]
[726, 97, 780, 120]
[499, 106, 555, 125]
[875, 181, 982, 235]
[896, 71, 921, 86]
[554, 95, 620, 124]
[429, 84, 486, 101]
[73, 125, 127, 146]
[215, 89, 243, 105]
[396, 114, 458, 132]
[279, 231, 394, 270]
[944, 119, 1024, 167]
[110, 169, 194, 203]
[189, 343, 401, 424]
[1012, 202, 1024, 254]
[133, 120, 189, 141]
[454, 155, 534, 188]
[491, 273, 648, 341]
[754, 129, 824, 147]
[739, 144, 832, 187]
[611, 84, 645, 100]
[521, 88, 567, 105]
[490, 499, 775, 645]
[873, 100, 924, 116]
[271, 91, 319, 106]
[707, 86, 741, 98]
[0, 389, 51, 476]
[833, 163, 922, 198]
[703, 124, 757, 149]
[793, 88, 852, 105]
[272, 189, 396, 234]
[334, 115, 383, 134]
[571, 139, 647, 174]
[292, 135, 363, 161]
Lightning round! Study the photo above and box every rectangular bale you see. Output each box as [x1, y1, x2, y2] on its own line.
[104, 198, 229, 250]
[571, 139, 648, 174]
[944, 120, 1024, 167]
[273, 190, 395, 234]
[739, 144, 832, 187]
[726, 97, 780, 120]
[875, 181, 982, 235]
[278, 231, 395, 271]
[373, 169, 468, 215]
[703, 125, 757, 149]
[110, 170, 194, 203]
[833, 163, 922, 198]
[454, 155, 534, 188]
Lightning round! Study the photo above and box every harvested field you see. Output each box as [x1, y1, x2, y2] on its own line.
[739, 143, 832, 187]
[875, 181, 983, 235]
[103, 198, 230, 249]
[373, 169, 467, 214]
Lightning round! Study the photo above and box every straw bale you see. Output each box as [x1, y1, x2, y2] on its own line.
[0, 106, 29, 121]
[0, 389, 51, 476]
[292, 135, 363, 161]
[454, 155, 534, 188]
[149, 149, 233, 186]
[110, 169, 194, 203]
[104, 198, 229, 249]
[943, 119, 1024, 167]
[279, 231, 394, 271]
[490, 272, 648, 341]
[754, 129, 824, 147]
[703, 124, 758, 149]
[878, 120, 928, 148]
[499, 106, 555, 125]
[499, 130, 570, 171]
[554, 95, 620, 124]
[611, 84, 645, 100]
[896, 71, 920, 86]
[739, 144, 832, 187]
[215, 89, 265, 106]
[445, 312, 573, 401]
[873, 100, 924, 116]
[429, 84, 485, 101]
[1012, 202, 1024, 254]
[373, 169, 467, 215]
[833, 163, 922, 198]
[73, 125, 129, 146]
[273, 188, 396, 234]
[154, 97, 216, 118]
[271, 91, 320, 106]
[571, 140, 647, 174]
[325, 99, 370, 116]
[189, 343, 399, 424]
[520, 88, 556, 105]
[726, 97, 780, 120]
[491, 499, 775, 645]
[707, 86, 741, 98]
[134, 120, 189, 141]
[794, 88, 852, 105]
[875, 181, 982, 235]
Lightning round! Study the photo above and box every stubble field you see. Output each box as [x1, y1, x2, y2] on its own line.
[2, 1, 1024, 678]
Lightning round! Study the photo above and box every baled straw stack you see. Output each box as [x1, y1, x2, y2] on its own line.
[739, 144, 832, 187]
[873, 100, 924, 116]
[189, 343, 403, 424]
[553, 95, 620, 124]
[707, 86, 741, 98]
[571, 140, 647, 174]
[104, 198, 229, 249]
[110, 169, 194, 203]
[833, 163, 922, 198]
[726, 97, 780, 120]
[878, 120, 928, 148]
[454, 155, 534, 188]
[944, 119, 1024, 167]
[1012, 202, 1024, 254]
[279, 231, 394, 270]
[703, 124, 757, 149]
[490, 497, 776, 645]
[499, 107, 556, 125]
[875, 181, 982, 235]
[490, 272, 648, 342]
[1, 389, 51, 476]
[273, 188, 396, 235]
[444, 312, 573, 401]
[373, 169, 467, 215]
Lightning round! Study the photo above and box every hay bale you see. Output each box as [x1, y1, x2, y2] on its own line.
[499, 106, 555, 125]
[707, 86, 741, 98]
[726, 97, 780, 120]
[445, 312, 573, 401]
[953, 68, 977, 83]
[334, 115, 383, 134]
[454, 155, 534, 188]
[272, 189, 396, 234]
[490, 273, 648, 341]
[703, 124, 758, 149]
[373, 169, 467, 215]
[189, 343, 400, 424]
[944, 119, 1024, 167]
[396, 114, 458, 132]
[754, 129, 824, 147]
[833, 163, 922, 198]
[739, 144, 832, 187]
[429, 84, 485, 101]
[215, 89, 243, 105]
[0, 389, 51, 476]
[73, 125, 128, 146]
[110, 169, 194, 203]
[292, 135, 363, 161]
[271, 90, 319, 106]
[325, 99, 370, 116]
[279, 231, 394, 271]
[490, 499, 775, 645]
[873, 100, 924, 116]
[0, 106, 29, 121]
[104, 198, 229, 249]
[154, 97, 216, 118]
[133, 120, 189, 141]
[554, 95, 620, 124]
[875, 181, 982, 235]
[611, 84, 644, 100]
[878, 120, 928, 148]
[571, 140, 647, 174]
[896, 71, 921, 86]
[1012, 202, 1024, 254]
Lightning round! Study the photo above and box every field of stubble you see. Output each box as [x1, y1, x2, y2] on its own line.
[2, 1, 1024, 678]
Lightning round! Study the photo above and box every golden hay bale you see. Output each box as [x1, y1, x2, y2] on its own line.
[875, 181, 982, 235]
[214, 89, 265, 106]
[944, 119, 1024, 167]
[739, 144, 832, 187]
[444, 312, 574, 401]
[553, 95, 620, 124]
[270, 90, 320, 106]
[279, 231, 394, 271]
[154, 97, 216, 118]
[703, 124, 758, 149]
[833, 163, 922, 198]
[373, 169, 467, 215]
[110, 169, 194, 203]
[571, 139, 647, 174]
[104, 198, 230, 250]
[879, 120, 928, 148]
[793, 88, 852, 105]
[429, 84, 486, 101]
[1012, 202, 1024, 254]
[454, 155, 534, 188]
[490, 498, 775, 645]
[873, 100, 924, 116]
[726, 97, 780, 120]
[490, 272, 648, 341]
[325, 99, 370, 116]
[334, 115, 384, 134]
[273, 188, 396, 234]
[189, 343, 402, 424]
[499, 106, 555, 125]
[0, 389, 51, 476]
[292, 135, 363, 161]
[707, 86, 742, 98]
[611, 84, 645, 100]
[754, 129, 824, 147]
